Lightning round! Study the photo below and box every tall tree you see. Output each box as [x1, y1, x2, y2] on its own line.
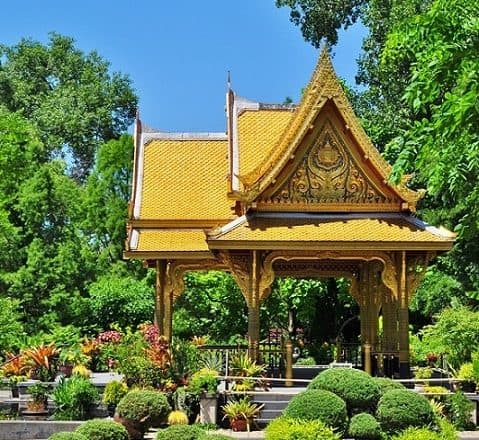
[382, 0, 479, 293]
[0, 33, 137, 179]
[275, 0, 365, 46]
[82, 134, 134, 265]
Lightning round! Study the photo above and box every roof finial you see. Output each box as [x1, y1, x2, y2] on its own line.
[227, 70, 231, 91]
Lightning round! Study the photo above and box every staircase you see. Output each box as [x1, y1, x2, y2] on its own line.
[248, 388, 305, 426]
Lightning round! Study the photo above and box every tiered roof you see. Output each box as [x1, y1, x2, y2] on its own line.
[124, 49, 454, 261]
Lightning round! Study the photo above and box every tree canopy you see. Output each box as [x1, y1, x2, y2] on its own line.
[0, 33, 137, 180]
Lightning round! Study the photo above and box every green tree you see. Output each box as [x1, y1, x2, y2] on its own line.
[0, 33, 137, 179]
[0, 297, 24, 353]
[173, 271, 247, 342]
[276, 0, 365, 46]
[82, 134, 134, 264]
[382, 0, 479, 296]
[419, 306, 479, 368]
[80, 268, 154, 333]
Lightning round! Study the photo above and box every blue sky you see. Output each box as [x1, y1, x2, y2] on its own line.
[2, 1, 367, 132]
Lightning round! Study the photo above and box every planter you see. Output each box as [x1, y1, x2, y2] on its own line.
[21, 409, 49, 421]
[107, 403, 116, 417]
[230, 418, 249, 432]
[460, 381, 477, 393]
[113, 414, 144, 440]
[10, 385, 19, 398]
[199, 393, 217, 424]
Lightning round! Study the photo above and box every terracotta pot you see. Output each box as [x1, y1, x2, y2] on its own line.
[230, 418, 248, 432]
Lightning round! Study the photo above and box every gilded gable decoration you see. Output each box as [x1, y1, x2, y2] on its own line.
[230, 47, 423, 212]
[270, 120, 392, 205]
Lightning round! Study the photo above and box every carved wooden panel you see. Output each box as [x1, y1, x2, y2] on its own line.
[270, 120, 391, 205]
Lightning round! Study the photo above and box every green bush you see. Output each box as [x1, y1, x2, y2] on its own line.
[347, 413, 382, 440]
[376, 389, 434, 434]
[118, 355, 166, 388]
[283, 389, 348, 434]
[390, 427, 443, 440]
[373, 377, 406, 396]
[444, 390, 474, 430]
[156, 424, 203, 440]
[76, 419, 129, 440]
[52, 376, 99, 420]
[265, 417, 341, 440]
[116, 389, 170, 433]
[308, 367, 381, 414]
[48, 433, 87, 440]
[188, 368, 218, 395]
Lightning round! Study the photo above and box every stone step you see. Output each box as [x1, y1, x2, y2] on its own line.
[255, 400, 289, 411]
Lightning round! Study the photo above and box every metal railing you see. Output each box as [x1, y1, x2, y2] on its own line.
[197, 341, 285, 378]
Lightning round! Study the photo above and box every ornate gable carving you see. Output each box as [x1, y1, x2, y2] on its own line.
[269, 120, 390, 205]
[231, 48, 423, 212]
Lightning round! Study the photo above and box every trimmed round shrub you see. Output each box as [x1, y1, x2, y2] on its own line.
[265, 417, 340, 440]
[76, 419, 129, 440]
[156, 424, 203, 440]
[347, 413, 382, 440]
[116, 389, 171, 433]
[283, 389, 348, 434]
[48, 433, 87, 440]
[376, 389, 434, 434]
[308, 367, 381, 414]
[373, 377, 406, 396]
[390, 427, 443, 440]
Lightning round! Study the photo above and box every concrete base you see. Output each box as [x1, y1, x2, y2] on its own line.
[0, 421, 83, 440]
[199, 395, 217, 424]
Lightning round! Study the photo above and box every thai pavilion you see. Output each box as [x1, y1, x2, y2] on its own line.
[124, 49, 454, 378]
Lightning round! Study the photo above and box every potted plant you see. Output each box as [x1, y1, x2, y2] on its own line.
[458, 362, 477, 392]
[415, 366, 432, 390]
[23, 343, 60, 381]
[188, 368, 219, 424]
[230, 352, 266, 391]
[221, 396, 264, 432]
[102, 380, 128, 416]
[0, 352, 28, 397]
[59, 347, 89, 377]
[26, 382, 50, 411]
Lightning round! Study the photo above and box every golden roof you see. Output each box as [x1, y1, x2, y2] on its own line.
[238, 109, 293, 176]
[125, 51, 454, 261]
[135, 137, 232, 222]
[125, 228, 213, 259]
[207, 214, 455, 251]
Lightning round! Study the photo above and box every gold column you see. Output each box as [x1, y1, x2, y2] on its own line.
[155, 260, 173, 341]
[398, 251, 410, 377]
[247, 250, 261, 362]
[382, 288, 398, 352]
[358, 263, 374, 375]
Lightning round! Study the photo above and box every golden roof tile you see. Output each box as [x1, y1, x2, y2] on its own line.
[125, 228, 213, 259]
[238, 109, 293, 176]
[208, 214, 455, 251]
[138, 138, 233, 221]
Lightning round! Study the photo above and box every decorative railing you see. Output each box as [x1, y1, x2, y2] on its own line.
[197, 341, 285, 378]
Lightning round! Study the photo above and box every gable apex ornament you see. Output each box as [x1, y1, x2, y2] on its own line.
[232, 45, 423, 212]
